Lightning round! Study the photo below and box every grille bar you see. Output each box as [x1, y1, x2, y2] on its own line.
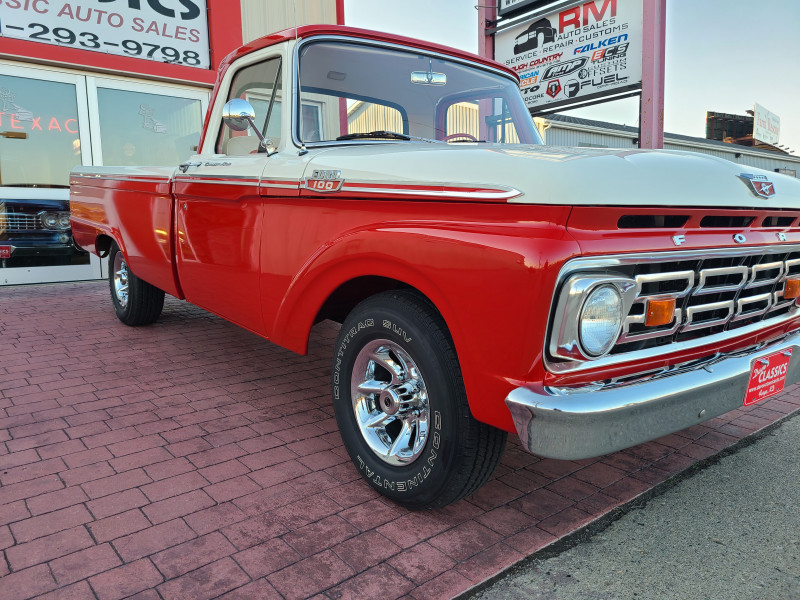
[2, 212, 42, 231]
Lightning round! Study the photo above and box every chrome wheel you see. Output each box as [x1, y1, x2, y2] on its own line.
[350, 339, 429, 466]
[113, 251, 129, 309]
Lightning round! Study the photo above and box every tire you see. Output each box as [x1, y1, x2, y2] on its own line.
[332, 290, 507, 509]
[108, 242, 165, 326]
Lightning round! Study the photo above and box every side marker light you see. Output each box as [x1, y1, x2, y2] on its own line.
[645, 298, 676, 327]
[784, 278, 800, 301]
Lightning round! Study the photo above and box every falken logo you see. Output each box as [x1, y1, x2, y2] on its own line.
[543, 58, 587, 80]
[305, 169, 343, 193]
[739, 173, 776, 198]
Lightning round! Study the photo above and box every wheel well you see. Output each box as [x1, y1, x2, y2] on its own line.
[315, 276, 422, 324]
[96, 235, 114, 258]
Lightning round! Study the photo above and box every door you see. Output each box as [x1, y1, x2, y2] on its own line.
[172, 55, 284, 334]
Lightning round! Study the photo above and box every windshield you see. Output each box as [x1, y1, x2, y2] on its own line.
[297, 40, 542, 145]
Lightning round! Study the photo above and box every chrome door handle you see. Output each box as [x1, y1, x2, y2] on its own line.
[178, 161, 202, 173]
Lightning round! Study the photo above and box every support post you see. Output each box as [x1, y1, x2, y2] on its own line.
[639, 0, 666, 149]
[477, 2, 496, 60]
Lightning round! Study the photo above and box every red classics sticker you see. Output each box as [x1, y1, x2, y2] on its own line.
[744, 349, 792, 406]
[0, 246, 13, 259]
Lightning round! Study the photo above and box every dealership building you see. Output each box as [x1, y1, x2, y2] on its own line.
[1, 0, 797, 287]
[0, 0, 342, 285]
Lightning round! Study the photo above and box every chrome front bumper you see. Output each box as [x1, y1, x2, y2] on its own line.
[506, 332, 800, 460]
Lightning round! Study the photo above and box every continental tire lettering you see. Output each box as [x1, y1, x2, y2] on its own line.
[382, 319, 412, 342]
[352, 408, 443, 493]
[333, 319, 374, 401]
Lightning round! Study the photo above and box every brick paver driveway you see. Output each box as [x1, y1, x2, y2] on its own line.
[1, 282, 799, 600]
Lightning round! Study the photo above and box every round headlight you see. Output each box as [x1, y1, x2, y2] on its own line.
[579, 284, 623, 357]
[42, 213, 59, 228]
[59, 214, 71, 228]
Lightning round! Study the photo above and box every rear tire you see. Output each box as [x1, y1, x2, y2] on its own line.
[109, 242, 164, 326]
[332, 290, 507, 509]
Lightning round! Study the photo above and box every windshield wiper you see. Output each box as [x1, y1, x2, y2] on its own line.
[336, 130, 412, 141]
[335, 130, 445, 144]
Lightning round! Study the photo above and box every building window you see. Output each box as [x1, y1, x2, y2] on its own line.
[0, 74, 83, 187]
[97, 88, 204, 166]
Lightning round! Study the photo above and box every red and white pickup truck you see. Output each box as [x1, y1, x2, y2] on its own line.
[70, 25, 800, 509]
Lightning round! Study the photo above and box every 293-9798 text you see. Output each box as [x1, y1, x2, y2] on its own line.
[5, 22, 202, 65]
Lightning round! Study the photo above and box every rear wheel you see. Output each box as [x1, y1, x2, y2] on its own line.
[109, 243, 164, 326]
[332, 290, 507, 509]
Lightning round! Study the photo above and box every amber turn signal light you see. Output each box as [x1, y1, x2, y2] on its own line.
[645, 298, 676, 327]
[784, 278, 800, 301]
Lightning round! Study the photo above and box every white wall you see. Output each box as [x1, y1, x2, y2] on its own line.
[241, 0, 338, 43]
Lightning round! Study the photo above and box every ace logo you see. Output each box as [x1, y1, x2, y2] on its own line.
[546, 79, 562, 98]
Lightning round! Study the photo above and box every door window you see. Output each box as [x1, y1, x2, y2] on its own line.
[217, 57, 282, 155]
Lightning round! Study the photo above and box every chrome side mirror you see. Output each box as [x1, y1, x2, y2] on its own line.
[222, 99, 276, 155]
[222, 98, 256, 132]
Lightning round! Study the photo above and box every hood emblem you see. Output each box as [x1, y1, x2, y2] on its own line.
[739, 173, 776, 198]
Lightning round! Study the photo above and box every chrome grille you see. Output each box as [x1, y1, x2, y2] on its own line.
[2, 211, 41, 231]
[548, 246, 800, 374]
[619, 251, 800, 348]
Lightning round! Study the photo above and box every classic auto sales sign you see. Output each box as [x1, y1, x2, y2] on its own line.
[495, 0, 643, 111]
[0, 0, 210, 69]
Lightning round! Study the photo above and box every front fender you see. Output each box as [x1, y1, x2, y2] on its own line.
[269, 220, 580, 431]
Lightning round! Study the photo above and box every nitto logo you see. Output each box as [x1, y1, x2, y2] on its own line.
[543, 58, 587, 80]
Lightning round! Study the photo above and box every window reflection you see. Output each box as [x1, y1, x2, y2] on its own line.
[0, 75, 82, 187]
[0, 75, 88, 270]
[97, 88, 203, 166]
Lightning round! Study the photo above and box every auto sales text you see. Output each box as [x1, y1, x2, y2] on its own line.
[0, 0, 202, 40]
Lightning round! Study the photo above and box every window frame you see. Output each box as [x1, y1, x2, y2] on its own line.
[214, 55, 283, 155]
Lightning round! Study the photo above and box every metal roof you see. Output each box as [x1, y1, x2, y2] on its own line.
[544, 113, 799, 162]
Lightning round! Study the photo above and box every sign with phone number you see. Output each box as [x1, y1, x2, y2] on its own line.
[0, 0, 210, 69]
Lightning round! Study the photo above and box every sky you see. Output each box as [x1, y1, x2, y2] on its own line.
[344, 0, 800, 153]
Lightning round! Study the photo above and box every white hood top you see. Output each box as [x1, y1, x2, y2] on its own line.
[304, 143, 800, 209]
